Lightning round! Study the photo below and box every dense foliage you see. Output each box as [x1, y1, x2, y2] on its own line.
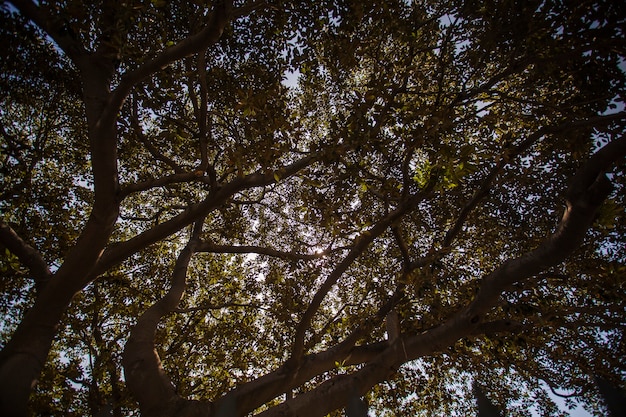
[1, 1, 625, 416]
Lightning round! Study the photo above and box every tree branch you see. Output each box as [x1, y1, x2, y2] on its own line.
[131, 99, 184, 175]
[0, 221, 52, 291]
[107, 1, 234, 127]
[173, 301, 268, 314]
[214, 287, 406, 416]
[289, 202, 409, 363]
[119, 172, 205, 199]
[232, 0, 268, 18]
[9, 0, 87, 61]
[196, 50, 210, 173]
[213, 337, 388, 417]
[391, 225, 411, 271]
[404, 135, 626, 358]
[122, 220, 209, 416]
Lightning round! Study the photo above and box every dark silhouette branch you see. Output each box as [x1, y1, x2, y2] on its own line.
[173, 302, 268, 314]
[107, 1, 234, 129]
[289, 202, 410, 363]
[214, 287, 406, 416]
[120, 172, 207, 199]
[401, 136, 626, 359]
[9, 0, 87, 61]
[131, 99, 184, 174]
[391, 225, 411, 271]
[0, 221, 52, 291]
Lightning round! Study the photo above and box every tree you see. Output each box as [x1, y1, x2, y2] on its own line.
[1, 0, 625, 416]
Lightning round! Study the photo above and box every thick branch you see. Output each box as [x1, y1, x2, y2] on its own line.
[214, 338, 388, 417]
[403, 136, 626, 358]
[256, 349, 398, 417]
[215, 289, 406, 415]
[122, 222, 208, 416]
[9, 0, 87, 61]
[0, 221, 52, 288]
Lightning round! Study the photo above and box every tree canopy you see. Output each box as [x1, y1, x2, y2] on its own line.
[1, 1, 625, 416]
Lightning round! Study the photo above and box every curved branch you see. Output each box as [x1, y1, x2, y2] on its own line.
[0, 221, 52, 291]
[289, 184, 436, 364]
[250, 320, 521, 417]
[405, 135, 626, 357]
[391, 225, 411, 271]
[9, 0, 87, 61]
[540, 378, 584, 399]
[119, 172, 204, 198]
[470, 319, 526, 337]
[131, 100, 184, 174]
[106, 1, 234, 128]
[289, 201, 410, 363]
[122, 220, 209, 416]
[173, 301, 268, 314]
[215, 287, 406, 416]
[213, 338, 388, 417]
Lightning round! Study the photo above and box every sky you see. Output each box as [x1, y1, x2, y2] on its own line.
[549, 395, 593, 417]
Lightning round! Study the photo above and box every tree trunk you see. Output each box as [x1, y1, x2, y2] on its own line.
[0, 64, 119, 415]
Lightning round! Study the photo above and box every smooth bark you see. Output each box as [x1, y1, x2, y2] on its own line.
[0, 2, 238, 414]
